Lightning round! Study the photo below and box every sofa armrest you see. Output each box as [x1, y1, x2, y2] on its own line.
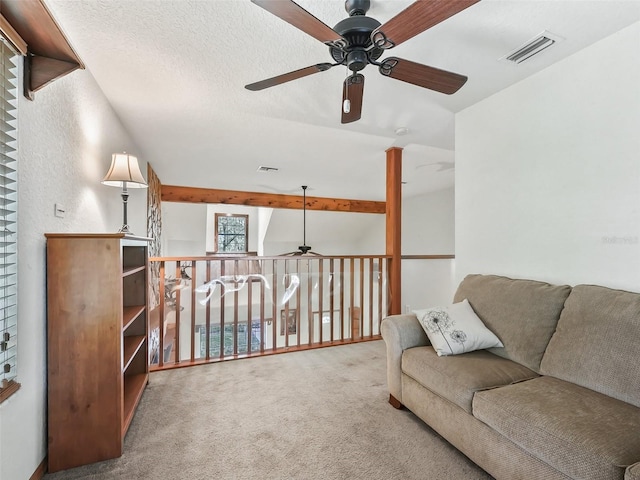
[626, 462, 640, 480]
[380, 314, 429, 405]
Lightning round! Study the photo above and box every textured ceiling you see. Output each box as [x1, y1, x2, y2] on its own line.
[46, 0, 640, 201]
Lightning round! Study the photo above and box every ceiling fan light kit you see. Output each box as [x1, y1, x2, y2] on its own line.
[246, 0, 480, 124]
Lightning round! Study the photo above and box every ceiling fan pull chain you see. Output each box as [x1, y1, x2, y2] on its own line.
[343, 68, 351, 114]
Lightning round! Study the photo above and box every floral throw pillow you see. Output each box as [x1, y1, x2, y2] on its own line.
[413, 299, 503, 356]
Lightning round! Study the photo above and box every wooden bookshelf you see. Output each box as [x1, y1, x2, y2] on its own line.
[45, 233, 150, 473]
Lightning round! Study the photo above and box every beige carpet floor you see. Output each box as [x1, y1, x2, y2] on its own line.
[44, 340, 492, 479]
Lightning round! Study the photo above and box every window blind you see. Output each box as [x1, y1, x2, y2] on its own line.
[0, 35, 19, 400]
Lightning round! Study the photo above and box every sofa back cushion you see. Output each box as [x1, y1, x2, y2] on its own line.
[540, 284, 640, 408]
[453, 274, 571, 372]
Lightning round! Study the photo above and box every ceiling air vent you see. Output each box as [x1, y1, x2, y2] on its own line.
[257, 166, 279, 172]
[500, 31, 563, 64]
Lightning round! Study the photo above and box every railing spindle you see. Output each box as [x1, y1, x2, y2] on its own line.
[190, 261, 196, 362]
[260, 271, 265, 353]
[307, 258, 313, 346]
[247, 270, 253, 356]
[329, 258, 335, 342]
[285, 262, 290, 348]
[205, 260, 211, 360]
[339, 258, 345, 341]
[369, 258, 374, 336]
[158, 261, 166, 368]
[318, 259, 324, 344]
[295, 259, 301, 348]
[233, 259, 239, 356]
[377, 257, 383, 334]
[174, 262, 181, 364]
[360, 258, 365, 338]
[219, 259, 225, 359]
[271, 259, 277, 352]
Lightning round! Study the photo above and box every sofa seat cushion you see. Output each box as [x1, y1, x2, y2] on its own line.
[473, 376, 640, 480]
[402, 346, 538, 413]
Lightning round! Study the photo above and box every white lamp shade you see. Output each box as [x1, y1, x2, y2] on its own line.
[102, 153, 148, 188]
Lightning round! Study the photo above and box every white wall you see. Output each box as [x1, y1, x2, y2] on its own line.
[257, 207, 273, 256]
[160, 202, 387, 257]
[262, 209, 383, 256]
[455, 22, 640, 291]
[162, 202, 207, 256]
[356, 187, 456, 309]
[402, 188, 456, 309]
[402, 188, 455, 255]
[1, 68, 146, 480]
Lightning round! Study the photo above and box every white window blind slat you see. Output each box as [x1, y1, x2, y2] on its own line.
[0, 130, 16, 145]
[0, 60, 16, 77]
[1, 87, 14, 101]
[0, 161, 15, 175]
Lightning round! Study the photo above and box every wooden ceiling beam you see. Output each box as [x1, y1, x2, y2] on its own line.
[161, 185, 386, 214]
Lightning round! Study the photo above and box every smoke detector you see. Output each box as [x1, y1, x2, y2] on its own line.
[500, 31, 563, 64]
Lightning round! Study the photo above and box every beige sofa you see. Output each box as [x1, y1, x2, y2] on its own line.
[381, 274, 640, 480]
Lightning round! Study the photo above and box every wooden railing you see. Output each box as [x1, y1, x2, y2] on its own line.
[148, 255, 389, 370]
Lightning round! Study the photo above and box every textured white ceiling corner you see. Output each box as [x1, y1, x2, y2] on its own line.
[46, 0, 640, 201]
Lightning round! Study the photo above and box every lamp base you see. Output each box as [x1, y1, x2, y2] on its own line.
[118, 224, 134, 235]
[118, 187, 134, 235]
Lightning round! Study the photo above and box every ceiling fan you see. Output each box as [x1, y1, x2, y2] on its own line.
[281, 185, 321, 256]
[245, 0, 480, 123]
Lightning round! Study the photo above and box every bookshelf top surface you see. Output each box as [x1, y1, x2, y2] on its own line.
[45, 233, 151, 242]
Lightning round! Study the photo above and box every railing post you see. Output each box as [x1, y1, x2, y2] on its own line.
[386, 146, 402, 315]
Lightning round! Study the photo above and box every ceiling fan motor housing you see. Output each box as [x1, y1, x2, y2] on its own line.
[330, 15, 383, 72]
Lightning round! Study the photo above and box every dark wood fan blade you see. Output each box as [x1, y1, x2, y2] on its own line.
[372, 0, 480, 49]
[378, 57, 467, 94]
[245, 63, 333, 91]
[252, 0, 346, 46]
[341, 74, 364, 124]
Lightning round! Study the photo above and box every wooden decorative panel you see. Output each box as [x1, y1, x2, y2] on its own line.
[147, 163, 162, 309]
